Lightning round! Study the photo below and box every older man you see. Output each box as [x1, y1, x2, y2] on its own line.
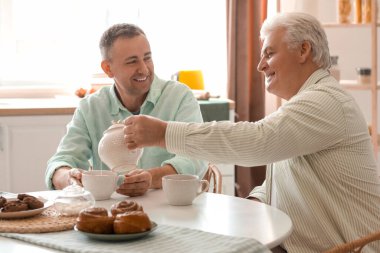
[123, 13, 380, 252]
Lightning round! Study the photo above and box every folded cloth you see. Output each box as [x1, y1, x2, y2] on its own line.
[0, 224, 270, 253]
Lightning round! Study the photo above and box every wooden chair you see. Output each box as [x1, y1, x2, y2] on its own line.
[323, 230, 380, 253]
[202, 163, 222, 194]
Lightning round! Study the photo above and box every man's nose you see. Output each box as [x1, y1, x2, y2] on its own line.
[137, 61, 149, 74]
[257, 57, 267, 72]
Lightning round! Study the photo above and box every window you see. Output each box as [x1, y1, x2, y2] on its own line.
[0, 0, 227, 97]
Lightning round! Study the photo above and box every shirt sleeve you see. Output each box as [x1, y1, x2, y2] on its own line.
[165, 89, 346, 167]
[248, 180, 267, 203]
[45, 107, 93, 189]
[161, 88, 208, 178]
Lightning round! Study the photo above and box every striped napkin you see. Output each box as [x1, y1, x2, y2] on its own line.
[0, 224, 270, 253]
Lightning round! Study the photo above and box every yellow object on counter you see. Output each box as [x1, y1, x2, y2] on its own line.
[175, 70, 205, 90]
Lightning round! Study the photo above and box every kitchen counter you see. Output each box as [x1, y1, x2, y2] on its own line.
[0, 98, 79, 116]
[0, 97, 234, 117]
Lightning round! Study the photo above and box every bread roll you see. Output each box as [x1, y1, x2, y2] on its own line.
[76, 207, 115, 234]
[114, 211, 152, 234]
[110, 200, 143, 217]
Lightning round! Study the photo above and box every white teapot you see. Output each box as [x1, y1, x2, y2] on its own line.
[98, 122, 143, 174]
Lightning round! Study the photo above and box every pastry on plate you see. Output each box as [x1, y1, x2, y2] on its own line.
[114, 210, 152, 234]
[22, 196, 44, 210]
[110, 200, 143, 217]
[2, 200, 28, 212]
[0, 196, 6, 208]
[76, 207, 115, 234]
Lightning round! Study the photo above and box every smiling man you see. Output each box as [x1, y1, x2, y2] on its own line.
[45, 23, 207, 196]
[122, 13, 380, 252]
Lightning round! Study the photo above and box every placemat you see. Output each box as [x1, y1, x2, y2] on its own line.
[0, 224, 271, 253]
[0, 208, 76, 233]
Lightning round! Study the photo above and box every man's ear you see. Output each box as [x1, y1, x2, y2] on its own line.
[101, 60, 114, 78]
[299, 41, 312, 63]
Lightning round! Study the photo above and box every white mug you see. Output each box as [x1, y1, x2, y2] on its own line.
[82, 170, 118, 201]
[162, 174, 209, 206]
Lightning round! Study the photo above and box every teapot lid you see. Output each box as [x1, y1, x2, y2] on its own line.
[53, 185, 95, 216]
[58, 184, 88, 197]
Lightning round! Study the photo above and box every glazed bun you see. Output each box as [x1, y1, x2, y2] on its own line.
[76, 207, 115, 234]
[110, 200, 143, 217]
[114, 211, 152, 234]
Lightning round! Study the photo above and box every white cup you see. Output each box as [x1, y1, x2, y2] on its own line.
[162, 174, 209, 206]
[82, 170, 118, 201]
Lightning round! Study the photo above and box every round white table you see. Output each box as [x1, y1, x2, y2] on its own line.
[0, 190, 293, 252]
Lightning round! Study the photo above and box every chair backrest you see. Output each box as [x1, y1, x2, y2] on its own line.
[202, 163, 222, 194]
[323, 230, 380, 253]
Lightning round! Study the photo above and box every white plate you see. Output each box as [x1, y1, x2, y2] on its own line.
[74, 222, 157, 241]
[0, 198, 53, 219]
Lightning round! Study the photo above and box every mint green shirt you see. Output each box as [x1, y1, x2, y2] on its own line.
[45, 75, 207, 189]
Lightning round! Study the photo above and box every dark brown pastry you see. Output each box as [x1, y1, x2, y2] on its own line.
[110, 200, 143, 217]
[22, 196, 44, 210]
[2, 200, 28, 212]
[113, 211, 152, 234]
[17, 193, 34, 200]
[0, 196, 6, 208]
[76, 207, 115, 234]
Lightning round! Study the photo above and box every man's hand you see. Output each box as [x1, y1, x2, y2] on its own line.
[123, 115, 167, 149]
[52, 167, 83, 189]
[116, 169, 152, 197]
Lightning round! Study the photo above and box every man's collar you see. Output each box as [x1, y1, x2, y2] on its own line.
[296, 69, 330, 95]
[110, 74, 164, 115]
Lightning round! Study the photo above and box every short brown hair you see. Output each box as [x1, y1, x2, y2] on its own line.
[99, 23, 146, 60]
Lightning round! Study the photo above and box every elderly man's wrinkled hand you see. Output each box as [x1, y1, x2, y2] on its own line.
[116, 169, 152, 197]
[123, 115, 167, 149]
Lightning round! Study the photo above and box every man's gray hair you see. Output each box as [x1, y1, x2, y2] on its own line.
[99, 23, 146, 60]
[260, 12, 331, 70]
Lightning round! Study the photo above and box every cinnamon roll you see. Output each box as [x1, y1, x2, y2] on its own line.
[76, 207, 115, 234]
[113, 211, 152, 234]
[110, 200, 143, 217]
